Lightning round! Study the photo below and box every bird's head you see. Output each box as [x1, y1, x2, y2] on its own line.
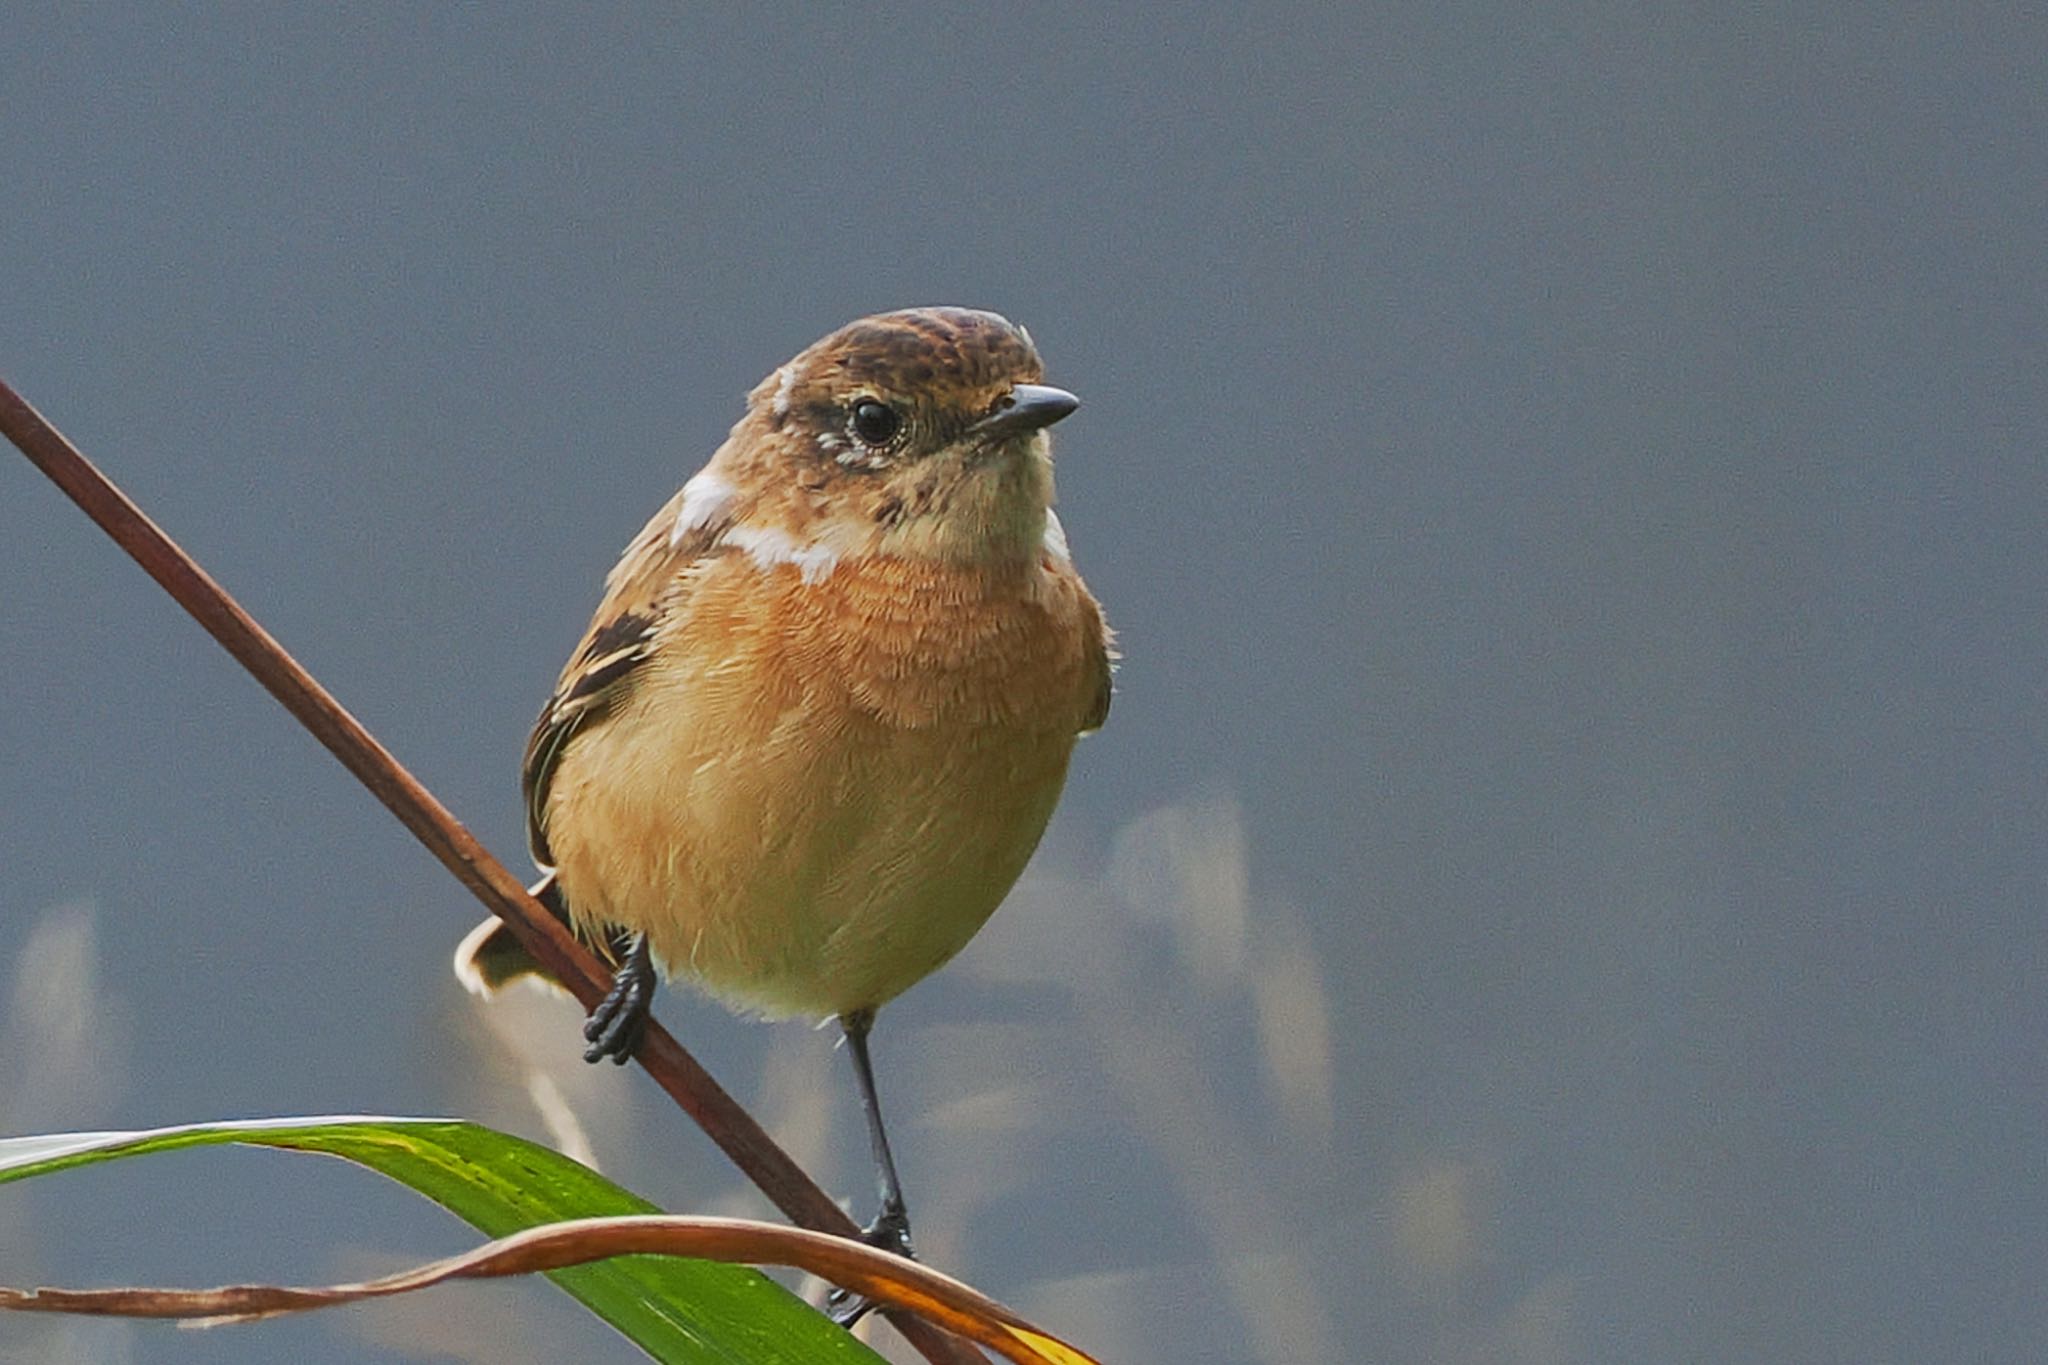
[714, 308, 1080, 564]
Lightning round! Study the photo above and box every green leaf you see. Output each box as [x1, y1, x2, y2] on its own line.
[0, 1116, 884, 1365]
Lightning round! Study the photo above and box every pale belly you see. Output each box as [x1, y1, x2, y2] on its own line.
[543, 655, 1080, 1018]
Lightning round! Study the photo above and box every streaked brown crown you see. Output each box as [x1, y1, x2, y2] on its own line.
[806, 307, 1044, 391]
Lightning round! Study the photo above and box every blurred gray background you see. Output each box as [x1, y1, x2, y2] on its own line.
[4, 7, 2044, 1363]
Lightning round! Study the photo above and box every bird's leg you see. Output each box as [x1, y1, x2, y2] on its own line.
[827, 1007, 914, 1327]
[582, 932, 655, 1065]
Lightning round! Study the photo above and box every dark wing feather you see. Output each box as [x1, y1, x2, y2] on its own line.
[1079, 614, 1117, 735]
[1082, 664, 1114, 734]
[522, 487, 732, 867]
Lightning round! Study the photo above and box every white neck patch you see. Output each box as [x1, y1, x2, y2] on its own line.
[1042, 509, 1072, 562]
[724, 524, 840, 584]
[670, 471, 737, 547]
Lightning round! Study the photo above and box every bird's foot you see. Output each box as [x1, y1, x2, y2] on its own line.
[582, 935, 655, 1064]
[825, 1203, 915, 1329]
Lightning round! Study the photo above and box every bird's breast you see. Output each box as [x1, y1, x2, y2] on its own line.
[543, 548, 1107, 1016]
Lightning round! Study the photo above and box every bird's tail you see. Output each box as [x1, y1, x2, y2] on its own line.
[452, 873, 574, 997]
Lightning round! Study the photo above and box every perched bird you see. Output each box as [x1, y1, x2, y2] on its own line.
[456, 307, 1112, 1315]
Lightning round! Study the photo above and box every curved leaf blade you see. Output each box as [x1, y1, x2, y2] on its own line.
[0, 1116, 882, 1365]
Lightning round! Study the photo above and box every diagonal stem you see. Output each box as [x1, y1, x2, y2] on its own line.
[0, 377, 984, 1365]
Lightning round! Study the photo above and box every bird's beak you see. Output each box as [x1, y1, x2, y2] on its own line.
[973, 383, 1080, 438]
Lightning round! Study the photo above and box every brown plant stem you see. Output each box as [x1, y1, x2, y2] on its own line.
[0, 377, 983, 1365]
[0, 1213, 1086, 1365]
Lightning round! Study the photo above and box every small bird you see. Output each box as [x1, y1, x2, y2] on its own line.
[456, 307, 1112, 1316]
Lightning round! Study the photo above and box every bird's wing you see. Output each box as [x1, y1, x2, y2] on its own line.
[1082, 659, 1113, 734]
[522, 484, 734, 868]
[1080, 607, 1117, 735]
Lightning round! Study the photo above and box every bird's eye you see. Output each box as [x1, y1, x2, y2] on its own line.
[850, 399, 901, 446]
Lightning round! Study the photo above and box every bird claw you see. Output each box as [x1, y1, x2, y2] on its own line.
[582, 937, 655, 1064]
[825, 1204, 915, 1328]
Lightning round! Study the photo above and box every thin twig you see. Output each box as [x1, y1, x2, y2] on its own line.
[0, 378, 984, 1365]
